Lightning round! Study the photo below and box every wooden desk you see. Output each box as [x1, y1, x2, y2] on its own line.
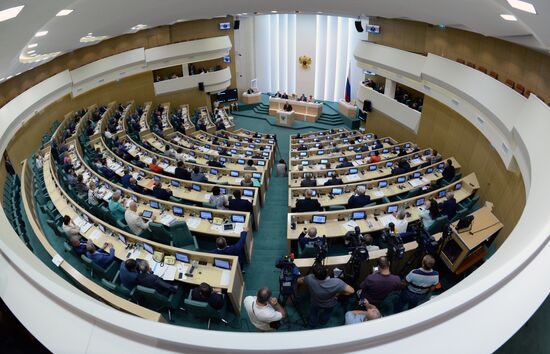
[242, 92, 262, 104]
[44, 155, 245, 314]
[290, 128, 350, 143]
[439, 205, 502, 273]
[269, 97, 322, 122]
[338, 99, 357, 118]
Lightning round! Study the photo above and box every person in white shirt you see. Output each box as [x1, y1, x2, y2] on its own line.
[124, 202, 155, 236]
[62, 215, 81, 238]
[244, 287, 286, 331]
[394, 210, 409, 234]
[104, 130, 113, 139]
[87, 181, 102, 206]
[35, 153, 43, 169]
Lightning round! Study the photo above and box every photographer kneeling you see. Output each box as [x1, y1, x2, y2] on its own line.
[297, 263, 354, 328]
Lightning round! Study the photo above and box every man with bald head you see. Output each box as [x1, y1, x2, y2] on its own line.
[124, 201, 155, 236]
[347, 185, 371, 209]
[344, 300, 382, 325]
[298, 226, 322, 250]
[294, 189, 322, 213]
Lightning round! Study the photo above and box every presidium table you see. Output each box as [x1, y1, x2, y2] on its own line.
[268, 97, 322, 124]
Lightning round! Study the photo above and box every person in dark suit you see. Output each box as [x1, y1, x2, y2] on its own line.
[294, 190, 322, 212]
[86, 241, 116, 269]
[336, 157, 353, 169]
[128, 178, 147, 195]
[207, 158, 225, 168]
[69, 235, 87, 256]
[191, 283, 225, 310]
[372, 140, 383, 150]
[324, 172, 344, 186]
[439, 191, 457, 220]
[174, 161, 191, 180]
[137, 262, 178, 297]
[283, 101, 293, 112]
[119, 258, 142, 290]
[281, 93, 289, 99]
[442, 159, 456, 182]
[300, 174, 317, 187]
[210, 230, 248, 268]
[298, 227, 322, 250]
[228, 190, 253, 214]
[152, 180, 173, 200]
[347, 186, 371, 209]
[120, 169, 132, 188]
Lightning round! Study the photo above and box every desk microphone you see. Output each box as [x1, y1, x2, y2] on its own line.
[469, 221, 500, 235]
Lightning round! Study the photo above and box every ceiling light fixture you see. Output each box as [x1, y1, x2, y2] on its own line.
[130, 24, 148, 31]
[0, 5, 24, 23]
[28, 43, 37, 48]
[80, 34, 109, 43]
[35, 30, 48, 37]
[27, 50, 36, 54]
[500, 14, 518, 21]
[507, 0, 537, 14]
[271, 10, 277, 13]
[56, 9, 73, 16]
[242, 13, 248, 15]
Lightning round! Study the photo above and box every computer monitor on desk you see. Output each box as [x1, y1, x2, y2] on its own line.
[214, 258, 231, 270]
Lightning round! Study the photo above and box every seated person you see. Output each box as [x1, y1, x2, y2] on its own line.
[164, 145, 175, 158]
[152, 180, 173, 200]
[368, 150, 381, 163]
[137, 261, 178, 297]
[228, 190, 253, 214]
[427, 149, 442, 165]
[62, 215, 81, 238]
[419, 199, 440, 229]
[108, 193, 126, 221]
[324, 172, 344, 186]
[298, 226, 322, 251]
[86, 241, 116, 269]
[391, 159, 409, 176]
[74, 175, 88, 196]
[347, 186, 371, 209]
[439, 191, 457, 220]
[119, 258, 143, 290]
[174, 161, 191, 180]
[149, 158, 164, 174]
[300, 173, 317, 187]
[442, 159, 456, 182]
[98, 159, 116, 180]
[281, 92, 289, 99]
[87, 181, 102, 206]
[174, 148, 185, 161]
[294, 189, 322, 212]
[125, 201, 155, 235]
[283, 101, 293, 112]
[336, 157, 353, 169]
[298, 93, 307, 102]
[240, 174, 254, 187]
[191, 166, 208, 183]
[372, 139, 383, 150]
[69, 235, 87, 256]
[207, 158, 225, 168]
[210, 229, 248, 268]
[128, 178, 147, 195]
[120, 169, 132, 188]
[244, 159, 257, 171]
[209, 186, 227, 209]
[344, 301, 382, 325]
[297, 144, 307, 151]
[191, 282, 225, 310]
[393, 210, 409, 234]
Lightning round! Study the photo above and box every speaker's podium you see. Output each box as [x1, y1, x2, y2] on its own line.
[276, 110, 294, 127]
[439, 204, 503, 275]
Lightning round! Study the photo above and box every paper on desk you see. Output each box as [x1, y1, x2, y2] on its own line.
[220, 270, 231, 287]
[411, 158, 422, 165]
[186, 217, 201, 229]
[73, 216, 85, 227]
[102, 191, 113, 201]
[234, 223, 244, 234]
[317, 178, 329, 185]
[347, 174, 360, 181]
[159, 214, 176, 226]
[153, 263, 167, 277]
[163, 265, 177, 281]
[128, 249, 141, 259]
[165, 166, 176, 174]
[379, 215, 397, 226]
[89, 229, 103, 241]
[80, 222, 93, 234]
[52, 254, 64, 267]
[372, 190, 385, 198]
[408, 178, 423, 187]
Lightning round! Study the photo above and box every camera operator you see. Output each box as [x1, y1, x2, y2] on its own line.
[395, 255, 439, 312]
[298, 226, 322, 251]
[358, 257, 402, 309]
[297, 263, 354, 328]
[244, 287, 286, 332]
[344, 299, 382, 325]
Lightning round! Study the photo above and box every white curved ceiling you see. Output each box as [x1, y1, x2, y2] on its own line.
[0, 0, 548, 83]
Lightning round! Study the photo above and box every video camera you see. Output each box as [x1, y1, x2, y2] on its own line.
[275, 255, 300, 297]
[381, 223, 406, 260]
[313, 236, 328, 263]
[344, 226, 370, 264]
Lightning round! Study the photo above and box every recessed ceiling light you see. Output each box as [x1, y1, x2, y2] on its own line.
[130, 24, 147, 31]
[56, 9, 73, 16]
[242, 13, 248, 15]
[507, 0, 537, 14]
[271, 10, 277, 13]
[27, 50, 35, 54]
[500, 14, 517, 21]
[0, 5, 24, 23]
[28, 43, 37, 48]
[317, 11, 323, 14]
[35, 30, 48, 37]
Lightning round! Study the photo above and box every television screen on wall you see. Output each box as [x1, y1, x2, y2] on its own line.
[215, 88, 238, 103]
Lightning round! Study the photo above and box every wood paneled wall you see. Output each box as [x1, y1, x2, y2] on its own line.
[364, 97, 525, 247]
[0, 17, 236, 107]
[370, 18, 550, 102]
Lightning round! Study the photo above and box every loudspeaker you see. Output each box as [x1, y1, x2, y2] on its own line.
[363, 100, 372, 112]
[198, 82, 204, 91]
[234, 20, 240, 30]
[355, 21, 363, 32]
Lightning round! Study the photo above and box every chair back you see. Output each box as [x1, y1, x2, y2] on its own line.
[132, 285, 170, 311]
[184, 292, 224, 320]
[149, 222, 172, 245]
[170, 221, 198, 249]
[427, 215, 449, 235]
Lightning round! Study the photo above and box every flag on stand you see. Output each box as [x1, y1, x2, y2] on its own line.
[345, 61, 351, 102]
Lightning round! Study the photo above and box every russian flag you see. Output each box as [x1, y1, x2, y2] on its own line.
[345, 61, 351, 102]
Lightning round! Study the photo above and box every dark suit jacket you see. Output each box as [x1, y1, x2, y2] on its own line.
[324, 178, 344, 186]
[443, 165, 456, 182]
[228, 198, 253, 213]
[347, 194, 371, 209]
[337, 161, 353, 169]
[210, 231, 247, 267]
[295, 198, 322, 213]
[300, 179, 317, 187]
[439, 198, 457, 220]
[153, 186, 172, 200]
[175, 167, 191, 180]
[191, 287, 225, 310]
[137, 272, 176, 297]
